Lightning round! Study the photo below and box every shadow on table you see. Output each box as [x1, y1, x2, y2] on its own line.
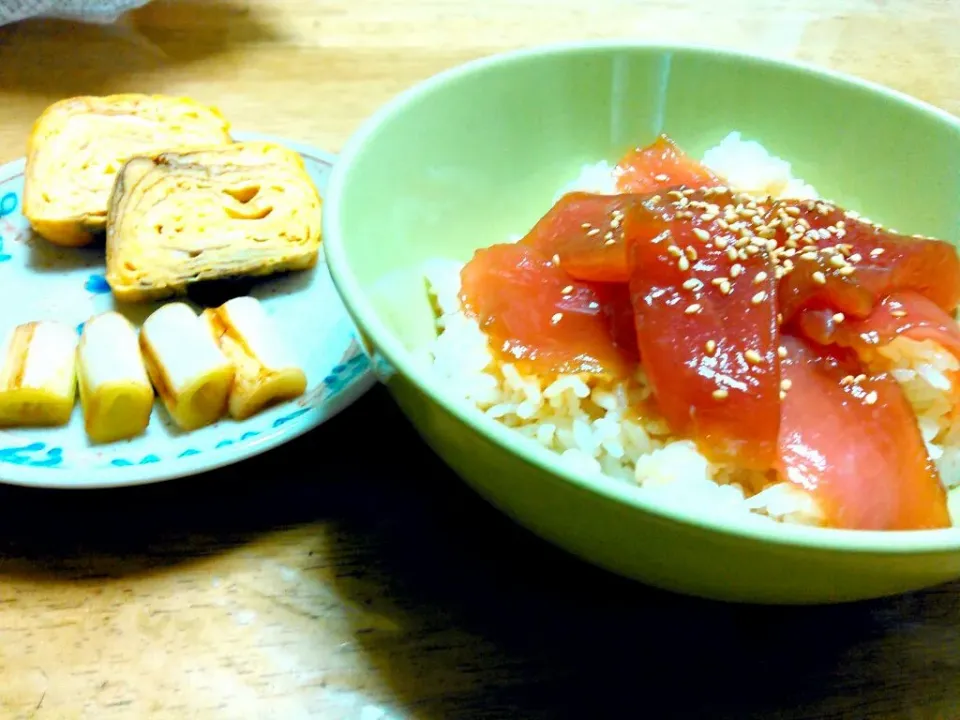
[0, 0, 279, 97]
[0, 386, 952, 718]
[313, 402, 957, 720]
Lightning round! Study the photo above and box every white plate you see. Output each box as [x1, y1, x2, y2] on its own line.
[0, 131, 375, 488]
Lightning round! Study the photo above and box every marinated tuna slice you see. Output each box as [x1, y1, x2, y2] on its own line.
[625, 188, 780, 469]
[776, 335, 950, 530]
[518, 192, 639, 283]
[797, 291, 960, 362]
[106, 141, 323, 303]
[459, 244, 635, 378]
[23, 94, 233, 247]
[767, 200, 960, 323]
[614, 134, 723, 194]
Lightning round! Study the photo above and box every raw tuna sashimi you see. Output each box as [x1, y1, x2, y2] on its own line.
[776, 335, 950, 530]
[625, 188, 781, 469]
[459, 243, 636, 378]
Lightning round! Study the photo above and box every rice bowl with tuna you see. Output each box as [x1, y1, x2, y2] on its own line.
[421, 131, 960, 531]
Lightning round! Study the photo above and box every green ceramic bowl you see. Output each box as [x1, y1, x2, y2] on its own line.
[324, 41, 960, 604]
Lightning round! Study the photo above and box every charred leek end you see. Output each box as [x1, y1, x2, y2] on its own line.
[139, 303, 235, 431]
[23, 93, 232, 247]
[105, 141, 323, 303]
[0, 321, 78, 427]
[77, 312, 154, 444]
[203, 296, 307, 420]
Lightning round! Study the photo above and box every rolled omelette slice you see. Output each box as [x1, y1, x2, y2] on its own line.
[105, 141, 323, 303]
[22, 94, 233, 247]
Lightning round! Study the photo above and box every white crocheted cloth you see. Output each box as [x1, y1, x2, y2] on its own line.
[0, 0, 152, 25]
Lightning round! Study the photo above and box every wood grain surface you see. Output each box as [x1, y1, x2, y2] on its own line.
[0, 1, 959, 718]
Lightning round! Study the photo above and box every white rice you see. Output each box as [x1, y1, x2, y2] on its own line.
[423, 132, 960, 528]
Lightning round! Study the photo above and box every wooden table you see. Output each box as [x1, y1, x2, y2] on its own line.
[0, 1, 958, 717]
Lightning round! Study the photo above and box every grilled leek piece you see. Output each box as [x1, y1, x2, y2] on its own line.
[77, 312, 154, 443]
[0, 321, 78, 426]
[203, 296, 307, 420]
[139, 303, 235, 431]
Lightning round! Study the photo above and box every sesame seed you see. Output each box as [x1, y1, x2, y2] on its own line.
[610, 217, 621, 229]
[604, 238, 616, 246]
[812, 271, 827, 285]
[561, 285, 574, 295]
[753, 271, 768, 285]
[685, 246, 698, 261]
[551, 312, 563, 324]
[552, 254, 561, 265]
[717, 219, 729, 230]
[745, 246, 760, 256]
[779, 390, 787, 400]
[774, 266, 786, 279]
[745, 349, 763, 365]
[649, 194, 662, 204]
[865, 391, 878, 405]
[840, 375, 854, 386]
[751, 291, 767, 305]
[604, 231, 615, 241]
[587, 228, 600, 236]
[730, 264, 744, 278]
[829, 313, 845, 324]
[682, 188, 696, 196]
[705, 340, 717, 355]
[829, 254, 847, 268]
[685, 303, 702, 315]
[800, 252, 818, 262]
[693, 228, 710, 242]
[778, 346, 787, 359]
[678, 257, 691, 272]
[719, 280, 732, 295]
[870, 248, 885, 257]
[682, 278, 701, 290]
[655, 173, 669, 182]
[891, 310, 907, 318]
[712, 388, 729, 400]
[848, 253, 862, 264]
[784, 206, 800, 217]
[855, 374, 867, 383]
[668, 246, 683, 257]
[781, 379, 793, 391]
[668, 190, 685, 200]
[726, 247, 738, 261]
[777, 313, 783, 326]
[838, 266, 855, 276]
[581, 223, 592, 229]
[715, 237, 729, 249]
[701, 213, 717, 222]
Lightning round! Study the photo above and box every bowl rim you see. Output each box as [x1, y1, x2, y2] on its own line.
[324, 39, 960, 554]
